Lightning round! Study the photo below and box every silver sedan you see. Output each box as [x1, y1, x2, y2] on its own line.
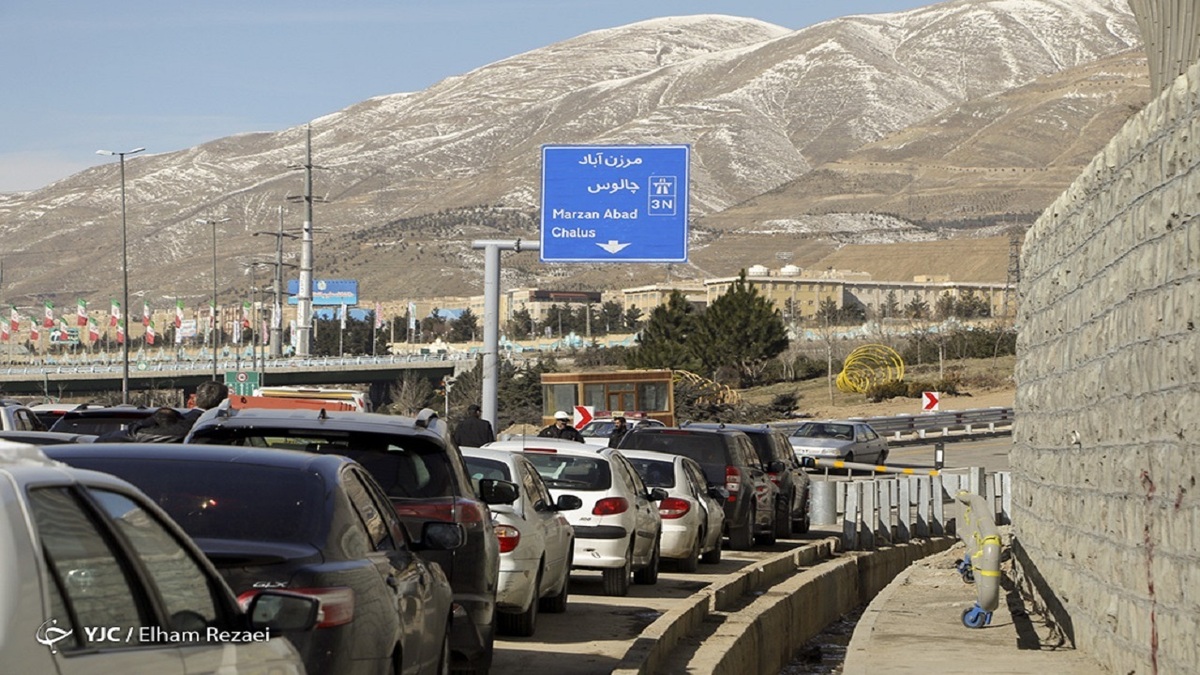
[788, 420, 889, 465]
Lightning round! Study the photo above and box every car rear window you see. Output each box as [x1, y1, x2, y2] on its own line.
[620, 431, 728, 484]
[523, 453, 612, 491]
[50, 414, 151, 435]
[52, 457, 324, 543]
[190, 428, 457, 500]
[463, 456, 511, 483]
[625, 458, 676, 488]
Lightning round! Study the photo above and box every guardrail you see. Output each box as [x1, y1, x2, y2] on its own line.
[775, 406, 1015, 445]
[0, 351, 474, 377]
[818, 468, 1011, 551]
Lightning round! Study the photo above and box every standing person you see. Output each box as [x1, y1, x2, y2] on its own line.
[607, 414, 629, 448]
[538, 410, 585, 443]
[184, 380, 230, 424]
[452, 403, 495, 448]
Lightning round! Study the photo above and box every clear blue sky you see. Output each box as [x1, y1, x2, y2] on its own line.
[0, 0, 934, 193]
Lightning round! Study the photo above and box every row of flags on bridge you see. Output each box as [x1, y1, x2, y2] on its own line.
[3, 299, 259, 346]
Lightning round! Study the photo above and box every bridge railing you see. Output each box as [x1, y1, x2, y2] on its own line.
[0, 351, 475, 377]
[822, 468, 1010, 551]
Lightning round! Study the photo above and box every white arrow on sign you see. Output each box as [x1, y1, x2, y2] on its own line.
[596, 240, 631, 254]
[922, 391, 940, 412]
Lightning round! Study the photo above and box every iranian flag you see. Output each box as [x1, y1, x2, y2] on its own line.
[175, 300, 184, 328]
[146, 320, 157, 346]
[1, 323, 8, 342]
[9, 306, 18, 332]
[88, 317, 100, 342]
[142, 302, 150, 328]
[241, 301, 251, 328]
[116, 320, 125, 345]
[43, 301, 54, 328]
[29, 318, 39, 342]
[77, 299, 88, 327]
[110, 299, 121, 327]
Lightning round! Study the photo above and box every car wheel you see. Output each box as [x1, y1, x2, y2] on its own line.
[498, 568, 540, 637]
[437, 620, 451, 675]
[701, 534, 723, 564]
[539, 545, 571, 613]
[633, 535, 660, 585]
[793, 489, 811, 534]
[773, 496, 791, 539]
[677, 531, 700, 573]
[602, 547, 632, 596]
[729, 507, 754, 551]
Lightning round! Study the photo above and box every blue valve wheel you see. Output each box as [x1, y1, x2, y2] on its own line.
[961, 605, 991, 629]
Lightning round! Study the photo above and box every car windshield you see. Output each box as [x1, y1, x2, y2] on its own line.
[792, 423, 855, 440]
[620, 432, 727, 484]
[191, 428, 456, 500]
[523, 453, 611, 490]
[626, 458, 675, 488]
[51, 457, 324, 544]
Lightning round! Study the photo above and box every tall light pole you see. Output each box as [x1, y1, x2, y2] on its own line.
[253, 207, 299, 358]
[96, 147, 145, 404]
[197, 217, 230, 380]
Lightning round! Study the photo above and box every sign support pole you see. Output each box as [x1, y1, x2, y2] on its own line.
[471, 239, 539, 431]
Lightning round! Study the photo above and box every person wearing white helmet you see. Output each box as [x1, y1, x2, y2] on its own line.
[538, 409, 584, 442]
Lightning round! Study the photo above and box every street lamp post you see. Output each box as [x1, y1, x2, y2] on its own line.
[253, 208, 299, 359]
[96, 147, 145, 404]
[197, 217, 230, 380]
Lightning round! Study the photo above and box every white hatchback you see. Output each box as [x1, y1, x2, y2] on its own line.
[0, 442, 318, 674]
[620, 449, 726, 571]
[483, 438, 665, 596]
[462, 447, 581, 637]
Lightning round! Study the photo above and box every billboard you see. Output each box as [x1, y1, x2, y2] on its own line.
[286, 279, 358, 306]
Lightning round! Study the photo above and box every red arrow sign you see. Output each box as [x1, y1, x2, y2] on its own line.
[573, 405, 594, 429]
[922, 391, 940, 412]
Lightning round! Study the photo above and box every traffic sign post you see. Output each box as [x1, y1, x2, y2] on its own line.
[226, 370, 260, 397]
[540, 145, 689, 263]
[573, 405, 594, 430]
[922, 391, 940, 412]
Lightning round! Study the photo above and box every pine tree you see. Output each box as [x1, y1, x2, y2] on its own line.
[625, 291, 701, 372]
[691, 271, 789, 386]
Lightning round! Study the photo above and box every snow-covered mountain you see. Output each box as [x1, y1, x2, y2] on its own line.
[0, 0, 1141, 303]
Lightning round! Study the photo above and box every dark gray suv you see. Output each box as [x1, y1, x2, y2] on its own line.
[187, 407, 504, 674]
[617, 426, 779, 550]
[683, 423, 811, 536]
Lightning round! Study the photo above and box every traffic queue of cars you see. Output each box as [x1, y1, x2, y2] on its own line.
[3, 396, 887, 675]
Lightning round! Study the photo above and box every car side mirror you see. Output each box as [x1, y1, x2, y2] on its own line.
[707, 485, 729, 500]
[648, 487, 669, 502]
[245, 590, 320, 632]
[555, 494, 583, 511]
[477, 478, 518, 505]
[416, 522, 466, 551]
[798, 456, 816, 469]
[767, 460, 787, 473]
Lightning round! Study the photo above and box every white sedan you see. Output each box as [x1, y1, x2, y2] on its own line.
[620, 449, 726, 571]
[483, 438, 664, 596]
[462, 447, 581, 637]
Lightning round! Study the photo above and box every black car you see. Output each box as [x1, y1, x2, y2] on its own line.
[186, 407, 506, 674]
[617, 426, 779, 550]
[45, 443, 459, 675]
[48, 404, 182, 436]
[683, 422, 811, 536]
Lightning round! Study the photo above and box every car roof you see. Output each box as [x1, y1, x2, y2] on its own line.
[683, 422, 775, 434]
[0, 441, 149, 490]
[192, 407, 448, 439]
[613, 448, 686, 465]
[627, 425, 747, 438]
[484, 438, 616, 459]
[59, 404, 179, 418]
[0, 430, 99, 445]
[461, 446, 526, 464]
[43, 441, 351, 475]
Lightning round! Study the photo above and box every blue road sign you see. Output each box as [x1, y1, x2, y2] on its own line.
[540, 144, 689, 263]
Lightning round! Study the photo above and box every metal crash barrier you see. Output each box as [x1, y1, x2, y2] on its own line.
[954, 490, 1002, 628]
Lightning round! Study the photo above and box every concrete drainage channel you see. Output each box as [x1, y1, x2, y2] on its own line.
[613, 535, 957, 675]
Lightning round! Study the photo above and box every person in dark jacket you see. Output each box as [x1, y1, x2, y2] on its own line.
[452, 403, 495, 448]
[607, 414, 629, 448]
[98, 407, 192, 443]
[538, 410, 584, 443]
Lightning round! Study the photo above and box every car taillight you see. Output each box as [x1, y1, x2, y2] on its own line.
[239, 587, 355, 628]
[768, 472, 782, 486]
[495, 524, 521, 553]
[658, 497, 691, 519]
[725, 465, 740, 502]
[592, 497, 629, 516]
[394, 497, 487, 526]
